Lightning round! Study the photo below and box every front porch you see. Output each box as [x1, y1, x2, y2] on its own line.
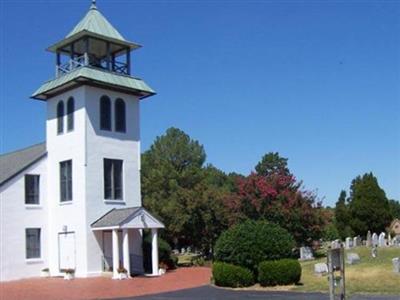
[91, 207, 164, 279]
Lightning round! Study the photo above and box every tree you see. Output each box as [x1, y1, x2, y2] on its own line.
[224, 172, 325, 245]
[334, 190, 353, 239]
[388, 199, 400, 219]
[348, 173, 392, 236]
[141, 127, 229, 253]
[255, 152, 290, 177]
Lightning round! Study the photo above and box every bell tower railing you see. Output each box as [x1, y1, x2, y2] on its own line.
[56, 53, 130, 77]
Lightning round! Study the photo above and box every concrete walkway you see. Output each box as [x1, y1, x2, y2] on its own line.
[129, 286, 400, 300]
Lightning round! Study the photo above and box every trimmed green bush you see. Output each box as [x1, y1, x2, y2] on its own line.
[214, 220, 295, 273]
[212, 262, 254, 288]
[258, 259, 301, 286]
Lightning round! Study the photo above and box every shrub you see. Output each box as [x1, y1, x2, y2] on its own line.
[143, 233, 176, 272]
[214, 220, 295, 273]
[212, 262, 254, 288]
[258, 259, 301, 286]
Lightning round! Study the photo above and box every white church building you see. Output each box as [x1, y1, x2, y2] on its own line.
[0, 1, 164, 281]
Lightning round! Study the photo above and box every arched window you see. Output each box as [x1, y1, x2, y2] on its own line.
[57, 101, 64, 134]
[115, 98, 126, 133]
[100, 96, 111, 131]
[67, 97, 74, 131]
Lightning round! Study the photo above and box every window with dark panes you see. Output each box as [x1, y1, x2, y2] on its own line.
[60, 160, 72, 202]
[100, 96, 111, 130]
[57, 101, 64, 134]
[115, 98, 126, 132]
[26, 228, 41, 259]
[104, 159, 123, 200]
[67, 97, 75, 131]
[25, 175, 40, 204]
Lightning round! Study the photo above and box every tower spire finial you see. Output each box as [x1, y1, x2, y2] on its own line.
[90, 0, 97, 10]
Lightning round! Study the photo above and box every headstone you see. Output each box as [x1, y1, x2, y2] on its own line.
[366, 231, 372, 247]
[378, 232, 386, 247]
[172, 249, 179, 255]
[353, 236, 361, 247]
[393, 236, 400, 247]
[314, 263, 328, 275]
[372, 233, 378, 247]
[181, 247, 185, 254]
[346, 253, 360, 265]
[345, 237, 353, 249]
[300, 246, 314, 260]
[388, 234, 392, 246]
[393, 258, 400, 273]
[187, 246, 192, 253]
[371, 245, 378, 258]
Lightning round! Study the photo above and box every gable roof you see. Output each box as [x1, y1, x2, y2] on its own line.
[0, 143, 47, 186]
[91, 207, 164, 229]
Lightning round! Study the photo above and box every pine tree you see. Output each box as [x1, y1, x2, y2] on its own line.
[348, 173, 391, 236]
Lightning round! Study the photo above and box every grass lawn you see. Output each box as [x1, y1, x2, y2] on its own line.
[294, 247, 400, 295]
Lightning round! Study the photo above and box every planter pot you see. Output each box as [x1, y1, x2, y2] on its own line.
[118, 272, 128, 280]
[40, 271, 50, 278]
[64, 273, 74, 280]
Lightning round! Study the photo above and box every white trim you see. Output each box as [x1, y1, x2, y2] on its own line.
[25, 205, 43, 209]
[25, 258, 44, 264]
[91, 226, 120, 231]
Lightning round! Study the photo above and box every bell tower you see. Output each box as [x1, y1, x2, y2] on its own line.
[31, 1, 155, 277]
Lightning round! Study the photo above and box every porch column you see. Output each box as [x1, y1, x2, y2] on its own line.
[151, 228, 159, 276]
[112, 229, 120, 279]
[122, 229, 130, 276]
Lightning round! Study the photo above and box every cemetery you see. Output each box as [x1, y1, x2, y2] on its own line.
[296, 241, 400, 295]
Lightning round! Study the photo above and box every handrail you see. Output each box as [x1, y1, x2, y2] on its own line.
[56, 53, 129, 77]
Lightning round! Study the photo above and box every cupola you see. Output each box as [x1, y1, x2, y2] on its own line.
[32, 0, 155, 100]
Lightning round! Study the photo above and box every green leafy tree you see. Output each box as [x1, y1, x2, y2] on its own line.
[388, 199, 400, 219]
[334, 190, 353, 239]
[255, 152, 290, 177]
[348, 173, 392, 236]
[141, 127, 229, 253]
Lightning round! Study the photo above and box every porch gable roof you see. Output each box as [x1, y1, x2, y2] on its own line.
[91, 207, 164, 230]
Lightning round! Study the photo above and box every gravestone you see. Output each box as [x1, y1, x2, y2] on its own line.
[388, 234, 392, 246]
[371, 245, 378, 258]
[378, 232, 386, 247]
[372, 233, 378, 247]
[366, 231, 372, 247]
[345, 237, 353, 249]
[353, 236, 361, 247]
[314, 263, 328, 275]
[393, 236, 400, 247]
[393, 258, 400, 273]
[181, 248, 185, 254]
[300, 246, 314, 260]
[346, 253, 360, 265]
[331, 240, 340, 249]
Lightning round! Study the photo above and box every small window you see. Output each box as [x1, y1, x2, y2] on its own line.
[104, 159, 123, 200]
[26, 228, 41, 259]
[67, 97, 74, 131]
[57, 101, 64, 134]
[60, 160, 72, 202]
[25, 175, 40, 205]
[100, 96, 111, 131]
[115, 98, 126, 133]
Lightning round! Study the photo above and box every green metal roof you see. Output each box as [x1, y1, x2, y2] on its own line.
[31, 67, 155, 100]
[67, 3, 125, 42]
[47, 2, 140, 53]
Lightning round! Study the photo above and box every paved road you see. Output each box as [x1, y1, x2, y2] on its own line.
[121, 285, 399, 300]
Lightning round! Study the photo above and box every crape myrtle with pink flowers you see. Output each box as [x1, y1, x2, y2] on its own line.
[141, 127, 325, 254]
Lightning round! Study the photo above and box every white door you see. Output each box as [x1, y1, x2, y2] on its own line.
[59, 232, 76, 270]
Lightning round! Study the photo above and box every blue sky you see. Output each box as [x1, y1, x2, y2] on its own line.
[1, 1, 399, 206]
